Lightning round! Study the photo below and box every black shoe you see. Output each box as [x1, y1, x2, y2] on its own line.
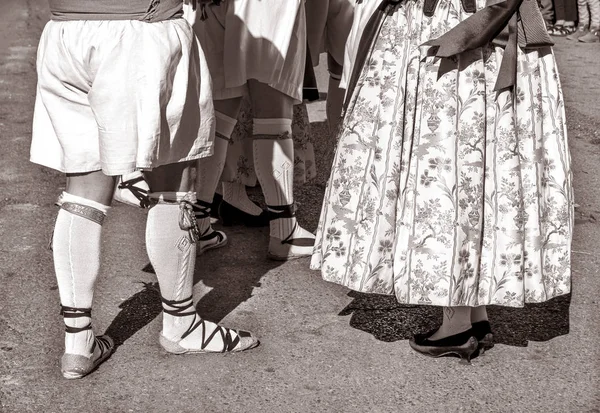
[472, 320, 494, 354]
[218, 200, 269, 227]
[409, 328, 478, 362]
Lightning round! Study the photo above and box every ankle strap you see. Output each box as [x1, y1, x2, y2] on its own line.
[60, 306, 91, 318]
[266, 203, 296, 220]
[161, 296, 197, 317]
[60, 306, 92, 333]
[192, 200, 212, 219]
[118, 175, 150, 208]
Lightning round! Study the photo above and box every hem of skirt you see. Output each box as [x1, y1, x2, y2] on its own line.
[313, 265, 572, 308]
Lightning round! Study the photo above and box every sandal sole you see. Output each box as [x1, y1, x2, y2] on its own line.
[159, 334, 259, 354]
[61, 337, 114, 379]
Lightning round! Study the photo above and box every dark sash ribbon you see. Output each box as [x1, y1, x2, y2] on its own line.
[343, 0, 401, 112]
[345, 0, 552, 108]
[424, 0, 553, 90]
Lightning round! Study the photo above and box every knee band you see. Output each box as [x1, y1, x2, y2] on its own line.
[329, 72, 343, 81]
[253, 118, 293, 138]
[215, 111, 238, 140]
[148, 191, 201, 242]
[57, 192, 110, 226]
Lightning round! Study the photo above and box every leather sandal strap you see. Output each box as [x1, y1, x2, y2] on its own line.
[60, 306, 91, 318]
[181, 317, 240, 352]
[161, 296, 196, 317]
[192, 200, 212, 219]
[267, 203, 296, 220]
[64, 324, 92, 333]
[60, 306, 92, 333]
[92, 336, 113, 355]
[118, 176, 150, 208]
[279, 221, 314, 246]
[199, 229, 224, 242]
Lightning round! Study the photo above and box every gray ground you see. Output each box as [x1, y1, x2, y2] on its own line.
[1, 1, 599, 412]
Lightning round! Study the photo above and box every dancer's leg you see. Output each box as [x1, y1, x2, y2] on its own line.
[144, 162, 258, 353]
[248, 80, 315, 260]
[193, 97, 242, 253]
[54, 171, 116, 378]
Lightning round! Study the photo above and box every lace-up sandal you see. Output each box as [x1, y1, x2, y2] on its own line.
[60, 306, 114, 379]
[267, 204, 315, 261]
[550, 24, 576, 36]
[113, 173, 150, 208]
[158, 296, 259, 354]
[192, 200, 228, 254]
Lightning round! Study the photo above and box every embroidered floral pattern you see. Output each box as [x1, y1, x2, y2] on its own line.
[310, 0, 573, 307]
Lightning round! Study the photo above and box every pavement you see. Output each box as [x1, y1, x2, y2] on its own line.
[1, 1, 599, 412]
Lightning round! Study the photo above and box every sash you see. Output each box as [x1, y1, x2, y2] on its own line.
[424, 0, 553, 90]
[49, 0, 183, 22]
[345, 0, 552, 108]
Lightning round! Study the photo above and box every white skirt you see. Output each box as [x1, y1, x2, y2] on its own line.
[31, 18, 215, 176]
[189, 1, 306, 103]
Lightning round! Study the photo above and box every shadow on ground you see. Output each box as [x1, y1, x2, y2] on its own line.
[339, 291, 571, 347]
[104, 281, 162, 348]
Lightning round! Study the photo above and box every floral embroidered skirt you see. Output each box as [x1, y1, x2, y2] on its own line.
[310, 0, 574, 307]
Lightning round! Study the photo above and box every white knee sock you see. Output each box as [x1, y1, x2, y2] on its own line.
[195, 111, 237, 233]
[53, 192, 110, 356]
[146, 192, 197, 336]
[252, 119, 297, 239]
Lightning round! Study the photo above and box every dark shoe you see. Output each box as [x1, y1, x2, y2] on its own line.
[218, 200, 269, 227]
[472, 320, 494, 354]
[409, 328, 478, 362]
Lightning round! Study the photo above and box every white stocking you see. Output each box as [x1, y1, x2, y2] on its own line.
[53, 192, 109, 356]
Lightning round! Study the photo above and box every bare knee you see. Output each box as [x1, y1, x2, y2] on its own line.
[65, 171, 116, 206]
